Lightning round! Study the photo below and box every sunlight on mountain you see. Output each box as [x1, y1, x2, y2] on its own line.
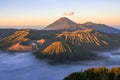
[42, 41, 72, 54]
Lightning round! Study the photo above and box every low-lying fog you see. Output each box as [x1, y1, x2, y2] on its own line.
[0, 49, 120, 80]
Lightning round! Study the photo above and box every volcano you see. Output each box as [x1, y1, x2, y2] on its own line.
[35, 41, 98, 64]
[43, 17, 78, 30]
[43, 17, 120, 34]
[56, 29, 120, 50]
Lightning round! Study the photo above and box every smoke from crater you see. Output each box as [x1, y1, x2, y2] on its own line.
[64, 12, 75, 16]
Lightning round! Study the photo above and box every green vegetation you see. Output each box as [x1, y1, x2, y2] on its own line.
[64, 67, 120, 80]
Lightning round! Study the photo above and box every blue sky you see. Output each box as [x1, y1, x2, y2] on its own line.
[0, 0, 120, 27]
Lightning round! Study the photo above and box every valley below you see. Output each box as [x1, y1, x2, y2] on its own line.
[0, 48, 120, 80]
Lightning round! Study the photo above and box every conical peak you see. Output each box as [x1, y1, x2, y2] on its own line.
[55, 17, 76, 24]
[42, 41, 72, 54]
[58, 17, 71, 21]
[59, 17, 69, 20]
[44, 17, 77, 30]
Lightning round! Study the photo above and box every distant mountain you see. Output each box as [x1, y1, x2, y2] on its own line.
[43, 17, 78, 30]
[0, 29, 17, 39]
[35, 41, 98, 64]
[56, 29, 120, 50]
[82, 22, 120, 34]
[43, 17, 120, 34]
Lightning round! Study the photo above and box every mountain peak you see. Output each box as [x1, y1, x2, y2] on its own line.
[43, 17, 120, 34]
[58, 17, 69, 19]
[58, 17, 73, 21]
[42, 41, 72, 54]
[43, 17, 77, 30]
[35, 41, 98, 63]
[54, 17, 76, 24]
[83, 22, 96, 26]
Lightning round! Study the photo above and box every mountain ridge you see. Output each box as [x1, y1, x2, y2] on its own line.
[0, 29, 30, 48]
[56, 29, 120, 50]
[43, 17, 120, 34]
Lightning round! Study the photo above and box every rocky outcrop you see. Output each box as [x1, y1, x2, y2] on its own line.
[8, 43, 33, 52]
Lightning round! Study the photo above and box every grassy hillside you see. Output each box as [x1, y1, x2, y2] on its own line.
[64, 67, 120, 80]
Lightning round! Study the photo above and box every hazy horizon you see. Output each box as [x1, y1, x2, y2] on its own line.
[0, 26, 120, 30]
[0, 0, 120, 28]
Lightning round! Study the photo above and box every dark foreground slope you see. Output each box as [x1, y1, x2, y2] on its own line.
[64, 67, 120, 80]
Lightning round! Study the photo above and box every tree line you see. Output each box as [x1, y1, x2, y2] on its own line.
[64, 67, 120, 80]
